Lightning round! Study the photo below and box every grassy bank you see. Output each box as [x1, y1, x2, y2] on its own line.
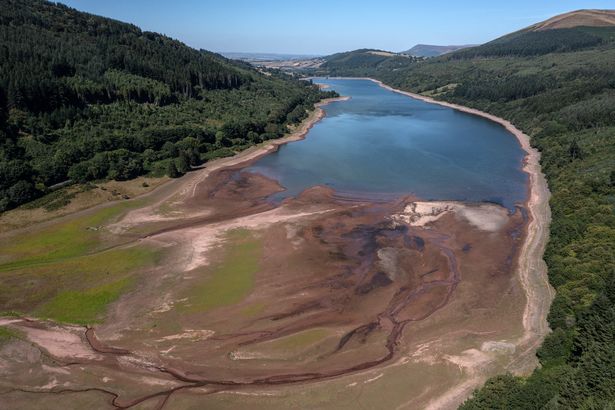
[0, 202, 159, 324]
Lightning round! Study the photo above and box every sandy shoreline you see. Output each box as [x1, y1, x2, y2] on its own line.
[352, 77, 555, 407]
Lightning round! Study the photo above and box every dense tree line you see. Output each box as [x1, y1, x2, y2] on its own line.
[315, 24, 615, 408]
[453, 74, 556, 102]
[0, 0, 336, 211]
[452, 27, 610, 58]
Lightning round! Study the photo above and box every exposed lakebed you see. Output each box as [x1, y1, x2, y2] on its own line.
[247, 78, 528, 210]
[0, 78, 550, 410]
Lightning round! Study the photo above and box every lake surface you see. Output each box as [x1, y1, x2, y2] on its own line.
[246, 78, 528, 210]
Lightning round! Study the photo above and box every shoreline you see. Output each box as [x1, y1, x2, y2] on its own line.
[176, 95, 350, 201]
[130, 78, 554, 383]
[182, 76, 553, 406]
[1, 80, 553, 409]
[355, 77, 554, 407]
[0, 95, 350, 236]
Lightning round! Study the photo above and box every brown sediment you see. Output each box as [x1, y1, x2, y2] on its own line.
[109, 94, 349, 235]
[0, 192, 526, 408]
[0, 81, 552, 410]
[361, 77, 554, 407]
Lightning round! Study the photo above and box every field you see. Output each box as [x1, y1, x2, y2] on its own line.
[0, 201, 159, 323]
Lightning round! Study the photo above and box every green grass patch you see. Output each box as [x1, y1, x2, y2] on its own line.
[267, 328, 329, 351]
[0, 326, 21, 345]
[0, 198, 158, 324]
[0, 201, 137, 271]
[184, 229, 260, 313]
[241, 302, 266, 318]
[36, 277, 133, 324]
[0, 245, 158, 319]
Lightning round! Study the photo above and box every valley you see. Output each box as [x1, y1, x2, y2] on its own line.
[0, 79, 551, 409]
[1, 2, 614, 409]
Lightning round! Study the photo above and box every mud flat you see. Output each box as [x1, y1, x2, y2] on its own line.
[366, 77, 554, 407]
[0, 82, 552, 409]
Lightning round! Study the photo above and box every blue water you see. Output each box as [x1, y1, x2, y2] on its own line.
[247, 78, 528, 210]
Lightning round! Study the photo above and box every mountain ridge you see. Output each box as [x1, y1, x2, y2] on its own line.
[529, 9, 615, 31]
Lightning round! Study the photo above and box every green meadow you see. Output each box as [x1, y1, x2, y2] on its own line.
[36, 277, 134, 324]
[0, 202, 158, 324]
[0, 202, 138, 271]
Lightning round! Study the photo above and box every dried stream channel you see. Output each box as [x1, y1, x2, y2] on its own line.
[0, 79, 551, 410]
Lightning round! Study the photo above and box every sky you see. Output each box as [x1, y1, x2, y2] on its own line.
[58, 1, 615, 55]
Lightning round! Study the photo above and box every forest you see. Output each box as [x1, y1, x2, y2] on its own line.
[451, 26, 615, 58]
[0, 0, 335, 211]
[317, 49, 422, 77]
[316, 25, 615, 408]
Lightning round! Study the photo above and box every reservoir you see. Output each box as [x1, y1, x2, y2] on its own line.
[247, 78, 528, 210]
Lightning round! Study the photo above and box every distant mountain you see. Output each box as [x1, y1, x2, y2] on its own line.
[324, 48, 398, 64]
[402, 44, 476, 57]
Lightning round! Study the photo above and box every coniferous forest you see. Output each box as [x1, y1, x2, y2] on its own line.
[0, 0, 335, 211]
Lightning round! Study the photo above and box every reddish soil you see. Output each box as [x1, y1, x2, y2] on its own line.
[0, 91, 549, 409]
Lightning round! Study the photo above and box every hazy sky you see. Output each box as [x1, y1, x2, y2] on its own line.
[59, 1, 615, 55]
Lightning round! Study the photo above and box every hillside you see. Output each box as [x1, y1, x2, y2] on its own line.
[530, 9, 615, 31]
[314, 10, 615, 409]
[317, 49, 421, 76]
[452, 9, 615, 58]
[402, 44, 476, 57]
[0, 0, 335, 212]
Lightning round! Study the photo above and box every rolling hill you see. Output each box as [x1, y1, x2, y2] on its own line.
[0, 0, 335, 212]
[317, 48, 421, 76]
[451, 9, 615, 58]
[401, 44, 476, 57]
